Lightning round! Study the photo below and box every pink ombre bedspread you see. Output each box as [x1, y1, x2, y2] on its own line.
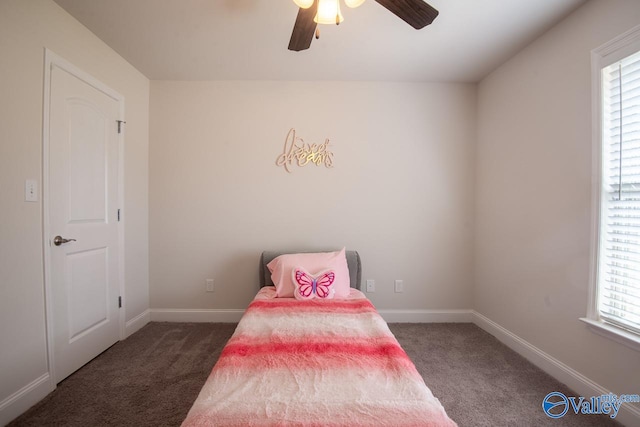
[182, 287, 456, 426]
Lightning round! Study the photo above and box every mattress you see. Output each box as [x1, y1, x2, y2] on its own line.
[182, 286, 456, 426]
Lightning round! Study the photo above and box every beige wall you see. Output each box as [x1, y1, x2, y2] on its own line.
[150, 81, 476, 310]
[0, 0, 149, 423]
[475, 0, 640, 404]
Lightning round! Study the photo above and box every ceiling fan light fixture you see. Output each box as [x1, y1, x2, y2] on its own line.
[314, 0, 344, 25]
[292, 0, 315, 9]
[289, 0, 439, 52]
[344, 0, 366, 8]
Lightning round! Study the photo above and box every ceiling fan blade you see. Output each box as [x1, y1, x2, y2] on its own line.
[288, 1, 318, 51]
[374, 0, 439, 29]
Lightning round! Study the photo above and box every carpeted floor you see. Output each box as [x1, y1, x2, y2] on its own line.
[9, 322, 621, 427]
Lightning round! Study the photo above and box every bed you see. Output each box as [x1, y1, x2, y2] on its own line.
[182, 249, 456, 426]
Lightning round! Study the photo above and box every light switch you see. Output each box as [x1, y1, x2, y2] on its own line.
[25, 180, 38, 202]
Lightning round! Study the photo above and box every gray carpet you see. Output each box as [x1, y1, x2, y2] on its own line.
[9, 322, 621, 427]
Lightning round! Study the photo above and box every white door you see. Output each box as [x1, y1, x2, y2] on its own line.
[48, 64, 122, 383]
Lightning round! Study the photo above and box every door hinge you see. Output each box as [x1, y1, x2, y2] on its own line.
[118, 296, 122, 308]
[117, 120, 126, 134]
[117, 208, 121, 222]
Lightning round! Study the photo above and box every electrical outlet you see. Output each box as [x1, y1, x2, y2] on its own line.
[394, 280, 404, 293]
[366, 279, 375, 293]
[206, 279, 214, 292]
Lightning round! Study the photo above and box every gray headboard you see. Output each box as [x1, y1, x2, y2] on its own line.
[259, 250, 362, 290]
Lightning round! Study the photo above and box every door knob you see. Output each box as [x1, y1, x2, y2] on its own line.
[53, 236, 76, 246]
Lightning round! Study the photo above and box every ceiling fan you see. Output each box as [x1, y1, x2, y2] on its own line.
[288, 0, 439, 51]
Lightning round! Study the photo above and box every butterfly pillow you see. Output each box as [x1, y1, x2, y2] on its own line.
[292, 267, 336, 300]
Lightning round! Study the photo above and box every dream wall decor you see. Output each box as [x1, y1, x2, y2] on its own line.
[276, 128, 334, 173]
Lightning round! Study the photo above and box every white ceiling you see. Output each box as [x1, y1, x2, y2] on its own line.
[53, 0, 587, 82]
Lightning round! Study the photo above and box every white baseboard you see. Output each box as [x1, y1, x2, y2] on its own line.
[148, 308, 473, 324]
[472, 311, 640, 427]
[0, 373, 54, 426]
[125, 309, 151, 338]
[150, 308, 245, 323]
[379, 309, 473, 323]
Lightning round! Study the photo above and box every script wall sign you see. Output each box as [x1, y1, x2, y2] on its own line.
[276, 128, 334, 173]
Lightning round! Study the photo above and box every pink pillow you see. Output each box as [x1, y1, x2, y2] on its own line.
[267, 248, 350, 298]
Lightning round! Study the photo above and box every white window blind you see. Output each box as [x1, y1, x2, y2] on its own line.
[599, 49, 640, 334]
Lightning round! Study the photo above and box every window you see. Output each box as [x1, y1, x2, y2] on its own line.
[585, 25, 640, 349]
[598, 49, 640, 334]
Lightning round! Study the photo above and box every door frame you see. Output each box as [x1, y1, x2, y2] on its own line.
[42, 49, 125, 384]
